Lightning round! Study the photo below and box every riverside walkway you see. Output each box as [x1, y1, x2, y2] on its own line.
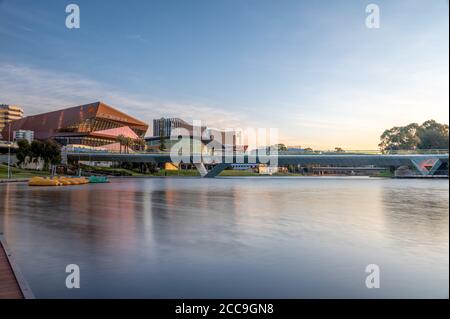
[0, 235, 34, 299]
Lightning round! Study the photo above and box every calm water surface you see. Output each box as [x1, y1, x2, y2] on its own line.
[0, 177, 448, 298]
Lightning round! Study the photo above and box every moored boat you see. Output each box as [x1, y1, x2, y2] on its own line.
[28, 176, 89, 186]
[88, 176, 110, 183]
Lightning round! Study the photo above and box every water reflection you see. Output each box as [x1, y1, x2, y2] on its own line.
[0, 177, 448, 298]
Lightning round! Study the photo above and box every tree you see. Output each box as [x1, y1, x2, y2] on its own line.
[21, 140, 61, 170]
[334, 147, 344, 153]
[42, 139, 61, 168]
[30, 140, 45, 164]
[117, 135, 127, 154]
[379, 120, 449, 152]
[125, 137, 134, 153]
[266, 144, 287, 153]
[16, 139, 30, 165]
[277, 144, 288, 152]
[134, 138, 146, 152]
[417, 120, 449, 150]
[158, 118, 167, 151]
[379, 123, 420, 152]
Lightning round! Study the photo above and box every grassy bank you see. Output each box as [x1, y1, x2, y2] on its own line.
[0, 164, 50, 179]
[1, 163, 395, 180]
[154, 169, 200, 177]
[80, 165, 201, 177]
[80, 165, 143, 176]
[371, 170, 394, 178]
[219, 170, 260, 176]
[81, 165, 264, 177]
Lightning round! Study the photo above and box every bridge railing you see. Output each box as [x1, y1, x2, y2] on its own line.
[67, 149, 449, 156]
[278, 149, 449, 155]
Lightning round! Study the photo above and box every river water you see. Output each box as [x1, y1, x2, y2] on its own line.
[0, 177, 448, 298]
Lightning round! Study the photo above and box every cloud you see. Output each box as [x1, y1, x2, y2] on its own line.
[0, 63, 252, 136]
[126, 34, 149, 44]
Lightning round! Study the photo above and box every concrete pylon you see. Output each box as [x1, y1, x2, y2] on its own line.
[194, 163, 208, 177]
[194, 163, 231, 178]
[204, 163, 231, 178]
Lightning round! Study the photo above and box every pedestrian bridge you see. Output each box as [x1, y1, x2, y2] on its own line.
[66, 152, 449, 178]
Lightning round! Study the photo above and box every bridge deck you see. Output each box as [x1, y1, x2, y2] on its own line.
[67, 152, 449, 178]
[68, 152, 449, 166]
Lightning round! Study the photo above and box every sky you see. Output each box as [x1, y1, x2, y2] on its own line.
[0, 0, 448, 149]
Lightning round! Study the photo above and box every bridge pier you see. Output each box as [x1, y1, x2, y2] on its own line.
[204, 163, 231, 178]
[411, 158, 444, 176]
[194, 163, 208, 177]
[194, 163, 231, 178]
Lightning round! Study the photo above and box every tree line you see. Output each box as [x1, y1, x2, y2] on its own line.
[16, 139, 61, 170]
[379, 120, 448, 152]
[116, 135, 146, 153]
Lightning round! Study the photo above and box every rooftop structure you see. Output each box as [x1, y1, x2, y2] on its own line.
[1, 102, 148, 151]
[0, 105, 24, 139]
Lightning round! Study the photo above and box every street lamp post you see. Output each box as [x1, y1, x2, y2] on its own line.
[7, 123, 11, 179]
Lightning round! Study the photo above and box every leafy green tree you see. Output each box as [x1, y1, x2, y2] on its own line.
[134, 138, 147, 152]
[117, 135, 126, 153]
[30, 140, 45, 164]
[379, 120, 449, 152]
[16, 139, 30, 165]
[159, 119, 167, 151]
[379, 123, 420, 152]
[25, 140, 61, 170]
[417, 120, 449, 150]
[277, 144, 288, 152]
[124, 137, 133, 153]
[43, 139, 61, 168]
[266, 144, 287, 153]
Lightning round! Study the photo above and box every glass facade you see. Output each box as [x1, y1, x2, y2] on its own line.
[58, 118, 123, 133]
[153, 118, 191, 137]
[2, 102, 149, 150]
[54, 136, 117, 147]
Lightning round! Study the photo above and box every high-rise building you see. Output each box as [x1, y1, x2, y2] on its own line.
[13, 130, 34, 143]
[0, 105, 24, 138]
[147, 118, 245, 153]
[153, 118, 193, 137]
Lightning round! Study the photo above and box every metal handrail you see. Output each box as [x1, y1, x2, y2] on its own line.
[67, 149, 449, 156]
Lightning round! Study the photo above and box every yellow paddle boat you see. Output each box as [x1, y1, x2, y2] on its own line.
[28, 177, 62, 186]
[73, 177, 89, 184]
[57, 177, 75, 185]
[29, 176, 90, 186]
[58, 177, 89, 185]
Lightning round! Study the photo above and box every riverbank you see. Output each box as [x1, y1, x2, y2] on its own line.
[394, 175, 449, 179]
[79, 165, 352, 177]
[0, 178, 29, 184]
[77, 167, 376, 178]
[4, 163, 446, 182]
[0, 234, 34, 299]
[0, 164, 50, 180]
[0, 167, 401, 183]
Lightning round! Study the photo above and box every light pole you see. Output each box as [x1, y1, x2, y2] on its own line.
[7, 123, 11, 179]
